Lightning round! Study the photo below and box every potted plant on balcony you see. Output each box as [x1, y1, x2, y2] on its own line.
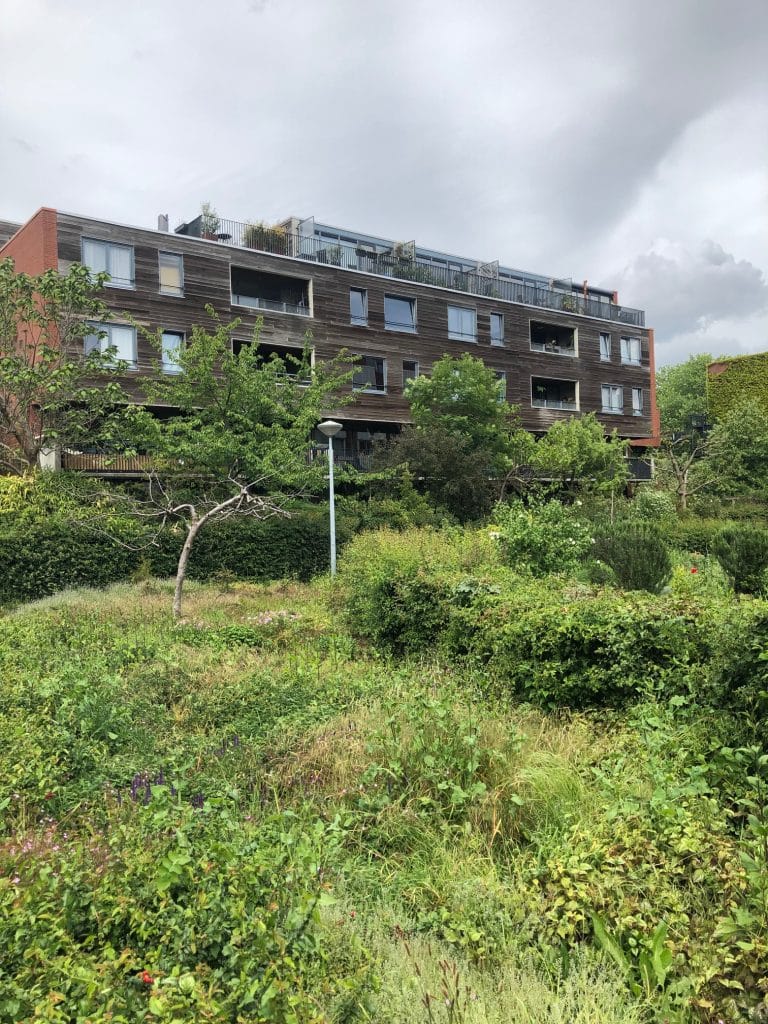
[200, 202, 221, 240]
[243, 221, 287, 255]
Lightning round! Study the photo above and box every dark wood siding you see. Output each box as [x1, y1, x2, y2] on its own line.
[56, 213, 654, 438]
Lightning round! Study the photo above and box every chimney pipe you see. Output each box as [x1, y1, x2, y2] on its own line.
[157, 214, 169, 232]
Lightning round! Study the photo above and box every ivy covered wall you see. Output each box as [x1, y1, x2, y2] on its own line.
[707, 352, 768, 419]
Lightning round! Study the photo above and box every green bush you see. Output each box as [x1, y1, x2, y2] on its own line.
[492, 499, 593, 576]
[668, 517, 729, 553]
[593, 523, 671, 594]
[0, 505, 351, 604]
[712, 523, 768, 594]
[337, 528, 499, 652]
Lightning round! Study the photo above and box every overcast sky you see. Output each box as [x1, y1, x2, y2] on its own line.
[2, 0, 767, 365]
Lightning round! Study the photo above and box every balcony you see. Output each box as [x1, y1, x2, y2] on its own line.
[530, 321, 577, 356]
[177, 216, 645, 327]
[231, 267, 310, 317]
[61, 450, 152, 475]
[532, 377, 578, 411]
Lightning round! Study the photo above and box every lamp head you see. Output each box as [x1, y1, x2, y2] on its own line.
[318, 419, 343, 438]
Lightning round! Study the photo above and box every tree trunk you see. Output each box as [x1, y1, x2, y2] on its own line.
[173, 519, 202, 620]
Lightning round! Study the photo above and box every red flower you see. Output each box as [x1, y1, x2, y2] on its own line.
[44, 791, 54, 800]
[690, 566, 699, 574]
[140, 970, 154, 985]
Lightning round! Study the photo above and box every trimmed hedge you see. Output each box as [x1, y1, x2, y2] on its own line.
[0, 507, 350, 604]
[708, 352, 768, 420]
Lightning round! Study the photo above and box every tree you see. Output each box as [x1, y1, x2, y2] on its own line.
[377, 354, 535, 521]
[405, 353, 522, 469]
[116, 313, 351, 619]
[656, 353, 711, 435]
[532, 413, 629, 496]
[707, 398, 768, 496]
[0, 257, 127, 473]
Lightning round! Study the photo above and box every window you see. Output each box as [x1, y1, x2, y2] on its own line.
[403, 359, 419, 387]
[531, 377, 578, 411]
[350, 288, 368, 326]
[161, 331, 184, 374]
[493, 369, 507, 401]
[599, 333, 612, 361]
[231, 267, 310, 316]
[82, 238, 134, 289]
[353, 355, 386, 393]
[159, 252, 184, 296]
[384, 295, 416, 333]
[490, 313, 504, 346]
[84, 323, 137, 367]
[632, 387, 644, 416]
[601, 384, 624, 413]
[448, 305, 477, 342]
[620, 336, 641, 365]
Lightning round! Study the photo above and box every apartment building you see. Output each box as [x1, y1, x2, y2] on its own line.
[0, 206, 659, 472]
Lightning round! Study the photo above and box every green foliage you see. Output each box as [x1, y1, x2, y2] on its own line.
[337, 528, 498, 652]
[712, 523, 768, 594]
[628, 487, 679, 529]
[532, 413, 629, 494]
[593, 522, 672, 594]
[707, 398, 768, 495]
[492, 498, 593, 576]
[0, 257, 128, 472]
[656, 353, 711, 435]
[404, 353, 525, 468]
[707, 351, 768, 421]
[0, 504, 349, 604]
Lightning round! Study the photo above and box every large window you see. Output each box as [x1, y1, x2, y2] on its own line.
[448, 305, 477, 342]
[601, 384, 624, 413]
[620, 336, 641, 365]
[231, 267, 310, 316]
[353, 355, 386, 393]
[350, 288, 368, 326]
[599, 333, 612, 361]
[493, 369, 507, 401]
[384, 295, 416, 333]
[161, 331, 184, 374]
[490, 313, 504, 346]
[159, 252, 184, 296]
[84, 323, 137, 368]
[632, 387, 644, 416]
[82, 238, 134, 289]
[532, 377, 578, 411]
[403, 359, 419, 387]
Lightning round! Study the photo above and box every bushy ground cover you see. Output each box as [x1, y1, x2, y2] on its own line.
[1, 573, 767, 1023]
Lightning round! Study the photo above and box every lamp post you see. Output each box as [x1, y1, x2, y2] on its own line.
[317, 420, 343, 576]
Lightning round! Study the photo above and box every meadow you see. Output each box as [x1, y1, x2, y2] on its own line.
[1, 545, 766, 1023]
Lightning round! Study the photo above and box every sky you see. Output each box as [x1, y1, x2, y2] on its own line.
[1, 0, 766, 366]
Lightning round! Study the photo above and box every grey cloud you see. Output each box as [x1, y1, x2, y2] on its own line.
[614, 240, 768, 339]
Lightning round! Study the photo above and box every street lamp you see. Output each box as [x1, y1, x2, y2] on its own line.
[317, 420, 343, 576]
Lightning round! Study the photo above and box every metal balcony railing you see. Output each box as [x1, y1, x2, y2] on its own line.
[178, 216, 645, 327]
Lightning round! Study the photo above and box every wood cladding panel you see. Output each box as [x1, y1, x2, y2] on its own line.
[56, 213, 654, 437]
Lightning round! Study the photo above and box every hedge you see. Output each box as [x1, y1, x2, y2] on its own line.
[0, 507, 350, 604]
[708, 352, 768, 420]
[338, 528, 768, 710]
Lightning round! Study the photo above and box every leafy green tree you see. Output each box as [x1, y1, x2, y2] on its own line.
[656, 353, 711, 435]
[0, 257, 127, 473]
[405, 353, 526, 470]
[707, 398, 768, 495]
[379, 354, 535, 521]
[118, 313, 351, 618]
[532, 413, 629, 495]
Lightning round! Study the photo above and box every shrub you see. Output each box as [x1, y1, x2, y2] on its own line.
[712, 524, 768, 594]
[0, 505, 351, 604]
[668, 517, 728, 554]
[593, 523, 671, 594]
[628, 487, 678, 528]
[337, 528, 499, 652]
[492, 499, 593, 576]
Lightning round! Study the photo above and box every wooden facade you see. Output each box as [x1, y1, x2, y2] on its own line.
[53, 212, 656, 442]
